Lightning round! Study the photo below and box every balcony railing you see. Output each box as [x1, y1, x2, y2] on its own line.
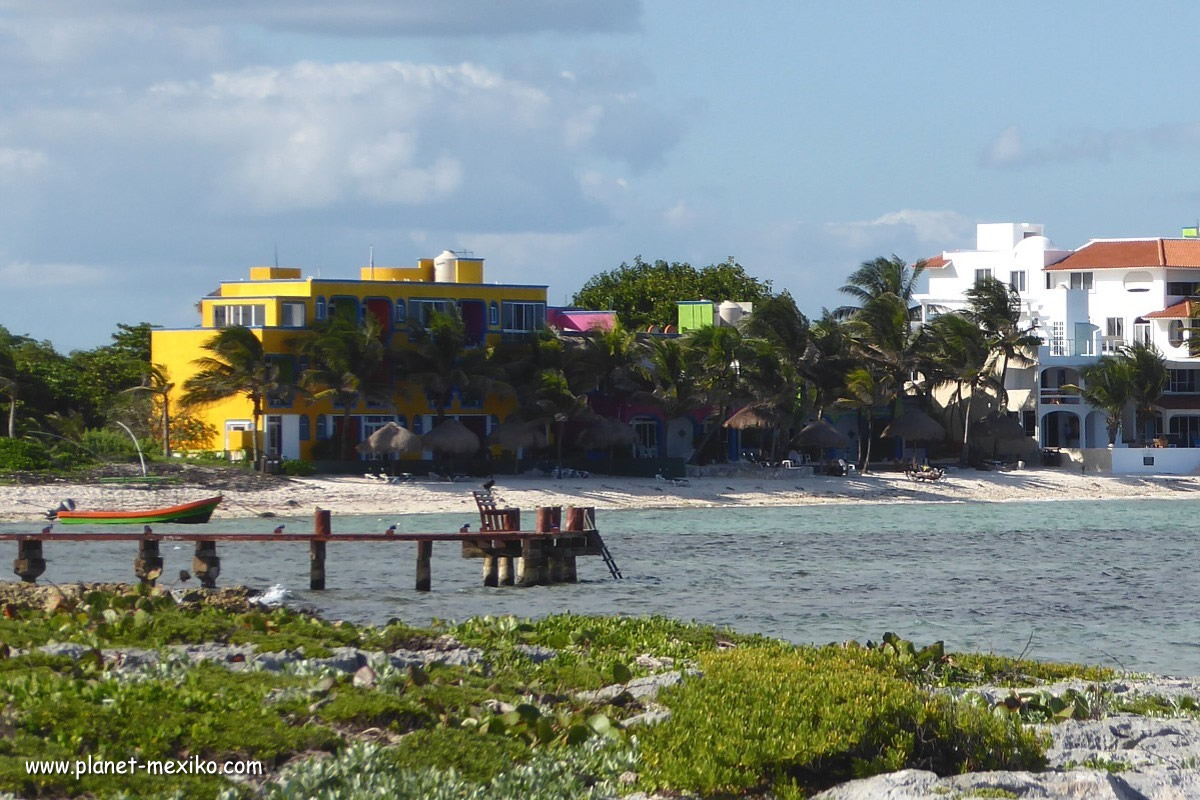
[1039, 390, 1081, 405]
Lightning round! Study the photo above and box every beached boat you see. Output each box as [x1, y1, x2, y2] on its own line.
[54, 496, 222, 525]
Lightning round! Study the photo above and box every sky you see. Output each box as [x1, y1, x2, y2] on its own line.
[4, 1, 1200, 352]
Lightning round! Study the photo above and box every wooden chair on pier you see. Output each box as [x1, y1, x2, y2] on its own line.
[472, 490, 521, 532]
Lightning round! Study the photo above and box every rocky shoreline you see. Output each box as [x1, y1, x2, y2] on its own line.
[3, 582, 1200, 799]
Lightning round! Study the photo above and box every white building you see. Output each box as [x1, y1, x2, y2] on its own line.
[913, 223, 1200, 471]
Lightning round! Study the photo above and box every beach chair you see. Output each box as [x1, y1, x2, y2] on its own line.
[472, 490, 520, 532]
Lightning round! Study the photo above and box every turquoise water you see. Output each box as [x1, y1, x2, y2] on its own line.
[3, 498, 1198, 675]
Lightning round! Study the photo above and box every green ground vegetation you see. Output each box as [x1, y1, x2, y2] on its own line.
[0, 588, 1149, 799]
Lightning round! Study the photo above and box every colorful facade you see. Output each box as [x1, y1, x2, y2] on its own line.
[152, 251, 547, 461]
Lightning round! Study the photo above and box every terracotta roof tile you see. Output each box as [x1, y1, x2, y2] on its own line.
[921, 254, 948, 269]
[1046, 239, 1200, 270]
[1145, 299, 1194, 319]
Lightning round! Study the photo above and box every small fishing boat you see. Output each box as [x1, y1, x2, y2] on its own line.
[54, 496, 223, 525]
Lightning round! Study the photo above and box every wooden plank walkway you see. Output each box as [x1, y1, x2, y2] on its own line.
[4, 504, 620, 592]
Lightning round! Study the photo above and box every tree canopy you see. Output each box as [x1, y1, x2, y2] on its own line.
[571, 256, 773, 330]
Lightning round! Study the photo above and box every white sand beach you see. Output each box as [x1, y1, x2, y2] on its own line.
[3, 466, 1200, 524]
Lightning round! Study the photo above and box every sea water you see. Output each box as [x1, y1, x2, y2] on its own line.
[3, 498, 1198, 675]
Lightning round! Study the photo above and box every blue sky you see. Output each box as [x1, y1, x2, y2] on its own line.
[3, 1, 1199, 351]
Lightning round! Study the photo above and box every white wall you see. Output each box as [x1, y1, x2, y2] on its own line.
[1112, 447, 1200, 474]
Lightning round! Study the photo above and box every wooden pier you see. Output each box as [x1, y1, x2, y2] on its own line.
[1, 503, 621, 591]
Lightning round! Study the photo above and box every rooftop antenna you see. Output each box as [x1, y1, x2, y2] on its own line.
[369, 244, 375, 280]
[273, 242, 278, 268]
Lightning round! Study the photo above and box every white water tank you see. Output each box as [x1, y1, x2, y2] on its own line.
[434, 250, 457, 283]
[718, 300, 744, 327]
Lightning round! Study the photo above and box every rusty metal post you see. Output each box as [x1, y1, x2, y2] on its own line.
[13, 539, 46, 584]
[310, 539, 327, 590]
[561, 506, 582, 583]
[416, 540, 432, 591]
[314, 508, 331, 537]
[134, 538, 164, 586]
[192, 540, 220, 588]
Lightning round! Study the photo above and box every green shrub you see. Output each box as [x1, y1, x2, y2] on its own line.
[639, 647, 1047, 797]
[0, 438, 52, 471]
[77, 428, 142, 460]
[281, 458, 316, 476]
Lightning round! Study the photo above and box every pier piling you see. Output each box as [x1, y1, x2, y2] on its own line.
[134, 538, 164, 586]
[416, 541, 432, 591]
[13, 540, 46, 583]
[192, 540, 220, 588]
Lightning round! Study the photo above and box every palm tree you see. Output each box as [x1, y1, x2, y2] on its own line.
[833, 366, 893, 473]
[565, 323, 646, 400]
[297, 314, 392, 461]
[683, 325, 751, 464]
[964, 277, 1042, 409]
[402, 309, 506, 425]
[803, 310, 854, 418]
[525, 368, 592, 471]
[180, 326, 282, 464]
[1125, 342, 1168, 445]
[741, 339, 810, 461]
[0, 344, 16, 438]
[1065, 357, 1134, 446]
[835, 255, 926, 320]
[927, 313, 1000, 465]
[122, 364, 174, 457]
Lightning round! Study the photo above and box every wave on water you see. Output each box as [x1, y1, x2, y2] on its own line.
[255, 584, 291, 607]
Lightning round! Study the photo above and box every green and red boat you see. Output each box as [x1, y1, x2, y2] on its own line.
[54, 496, 223, 525]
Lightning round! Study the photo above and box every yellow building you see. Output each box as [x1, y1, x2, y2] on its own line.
[151, 250, 547, 461]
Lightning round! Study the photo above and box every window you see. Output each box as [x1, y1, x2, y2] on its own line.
[1022, 410, 1036, 437]
[1045, 272, 1056, 290]
[974, 268, 993, 284]
[489, 301, 500, 326]
[266, 356, 295, 408]
[329, 296, 359, 322]
[1167, 281, 1200, 296]
[410, 299, 453, 327]
[316, 416, 328, 440]
[1134, 321, 1151, 345]
[315, 296, 327, 321]
[280, 302, 306, 327]
[1170, 369, 1197, 393]
[1069, 272, 1093, 291]
[394, 299, 406, 324]
[1105, 317, 1124, 338]
[1050, 321, 1066, 356]
[299, 415, 310, 441]
[630, 418, 657, 458]
[502, 301, 547, 333]
[1010, 270, 1027, 293]
[213, 304, 265, 328]
[1170, 320, 1186, 348]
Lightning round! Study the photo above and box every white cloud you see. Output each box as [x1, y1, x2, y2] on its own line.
[0, 147, 48, 175]
[0, 1, 642, 38]
[824, 209, 973, 250]
[0, 260, 108, 287]
[980, 122, 1200, 170]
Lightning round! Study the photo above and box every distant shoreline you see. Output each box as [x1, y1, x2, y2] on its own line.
[3, 467, 1200, 523]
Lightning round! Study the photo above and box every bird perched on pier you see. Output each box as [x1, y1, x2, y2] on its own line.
[41, 524, 53, 535]
[459, 523, 471, 533]
[179, 569, 191, 584]
[482, 478, 495, 491]
[273, 524, 285, 535]
[143, 525, 153, 535]
[385, 524, 397, 536]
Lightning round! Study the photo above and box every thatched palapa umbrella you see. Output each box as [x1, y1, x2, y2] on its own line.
[488, 418, 546, 450]
[422, 419, 480, 456]
[881, 408, 945, 466]
[356, 422, 422, 459]
[488, 418, 547, 473]
[723, 404, 777, 430]
[795, 419, 851, 449]
[577, 418, 637, 473]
